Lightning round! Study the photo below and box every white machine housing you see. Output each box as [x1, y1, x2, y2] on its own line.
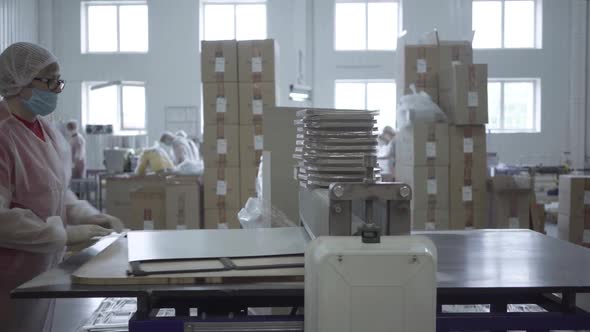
[305, 236, 437, 332]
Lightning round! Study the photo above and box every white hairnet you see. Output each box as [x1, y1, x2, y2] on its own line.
[0, 42, 58, 97]
[176, 130, 188, 138]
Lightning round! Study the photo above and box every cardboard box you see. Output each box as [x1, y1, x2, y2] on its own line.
[204, 208, 241, 229]
[165, 177, 201, 230]
[240, 124, 264, 168]
[396, 165, 449, 210]
[438, 41, 473, 69]
[395, 123, 449, 166]
[439, 64, 488, 125]
[129, 186, 166, 230]
[240, 167, 259, 207]
[412, 209, 450, 231]
[403, 45, 439, 92]
[488, 175, 532, 229]
[238, 82, 276, 124]
[204, 167, 241, 209]
[238, 39, 277, 82]
[104, 174, 166, 223]
[558, 175, 590, 217]
[449, 125, 487, 229]
[202, 82, 239, 125]
[201, 40, 238, 82]
[558, 213, 588, 246]
[202, 124, 240, 167]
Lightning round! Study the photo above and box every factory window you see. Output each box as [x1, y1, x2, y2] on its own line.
[472, 0, 542, 49]
[487, 79, 540, 133]
[334, 80, 397, 130]
[202, 1, 267, 41]
[334, 0, 399, 51]
[81, 2, 149, 53]
[83, 81, 146, 133]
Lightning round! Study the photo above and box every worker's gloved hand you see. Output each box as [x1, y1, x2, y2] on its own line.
[81, 214, 125, 233]
[66, 224, 113, 245]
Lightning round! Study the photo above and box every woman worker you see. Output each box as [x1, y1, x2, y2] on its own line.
[0, 42, 124, 331]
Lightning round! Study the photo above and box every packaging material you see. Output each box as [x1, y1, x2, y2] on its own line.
[397, 87, 447, 129]
[204, 167, 241, 209]
[396, 165, 449, 210]
[238, 39, 277, 82]
[557, 175, 590, 245]
[439, 63, 488, 125]
[240, 167, 259, 208]
[201, 40, 238, 83]
[202, 124, 240, 167]
[488, 175, 532, 229]
[240, 124, 264, 168]
[412, 209, 450, 231]
[129, 186, 166, 230]
[402, 45, 439, 96]
[449, 125, 487, 229]
[238, 82, 276, 124]
[438, 41, 473, 69]
[165, 177, 201, 230]
[396, 123, 449, 166]
[202, 82, 239, 125]
[204, 208, 240, 229]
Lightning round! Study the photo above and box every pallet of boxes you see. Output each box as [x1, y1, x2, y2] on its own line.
[557, 175, 590, 246]
[396, 36, 489, 230]
[201, 39, 277, 229]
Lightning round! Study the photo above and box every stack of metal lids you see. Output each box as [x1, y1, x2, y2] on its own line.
[294, 109, 380, 188]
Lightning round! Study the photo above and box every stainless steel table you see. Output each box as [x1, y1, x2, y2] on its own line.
[12, 229, 590, 331]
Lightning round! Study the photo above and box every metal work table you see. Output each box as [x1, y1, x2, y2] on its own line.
[12, 229, 590, 331]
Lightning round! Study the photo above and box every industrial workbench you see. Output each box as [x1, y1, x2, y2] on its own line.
[12, 229, 590, 331]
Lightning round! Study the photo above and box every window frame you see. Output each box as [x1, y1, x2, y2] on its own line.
[334, 79, 397, 129]
[487, 78, 541, 133]
[201, 0, 267, 41]
[83, 81, 147, 133]
[472, 0, 542, 49]
[333, 0, 400, 51]
[81, 1, 149, 54]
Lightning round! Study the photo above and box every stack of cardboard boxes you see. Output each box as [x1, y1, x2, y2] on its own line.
[558, 175, 590, 246]
[201, 39, 277, 229]
[397, 38, 489, 230]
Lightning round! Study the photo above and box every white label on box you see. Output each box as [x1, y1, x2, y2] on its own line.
[463, 138, 474, 153]
[252, 57, 263, 73]
[509, 217, 520, 229]
[176, 225, 187, 230]
[190, 308, 199, 317]
[156, 308, 176, 317]
[216, 97, 227, 113]
[468, 91, 479, 107]
[215, 57, 225, 73]
[254, 135, 264, 150]
[217, 139, 227, 155]
[584, 191, 590, 205]
[252, 99, 263, 115]
[218, 222, 229, 229]
[427, 179, 437, 195]
[426, 142, 437, 158]
[462, 186, 473, 202]
[417, 59, 427, 73]
[425, 222, 436, 231]
[143, 220, 154, 230]
[216, 180, 227, 196]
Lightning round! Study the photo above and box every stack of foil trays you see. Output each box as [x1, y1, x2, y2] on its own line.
[294, 109, 380, 188]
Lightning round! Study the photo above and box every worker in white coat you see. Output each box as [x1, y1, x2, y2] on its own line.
[65, 119, 86, 179]
[176, 130, 200, 162]
[160, 131, 197, 165]
[0, 42, 124, 332]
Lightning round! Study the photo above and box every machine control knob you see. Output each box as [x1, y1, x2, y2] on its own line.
[399, 185, 411, 198]
[332, 185, 345, 198]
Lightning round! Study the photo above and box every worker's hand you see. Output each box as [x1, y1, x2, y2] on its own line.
[66, 224, 112, 245]
[81, 214, 125, 233]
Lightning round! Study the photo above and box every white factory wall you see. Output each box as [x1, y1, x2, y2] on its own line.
[0, 0, 38, 51]
[42, 0, 308, 143]
[312, 0, 577, 166]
